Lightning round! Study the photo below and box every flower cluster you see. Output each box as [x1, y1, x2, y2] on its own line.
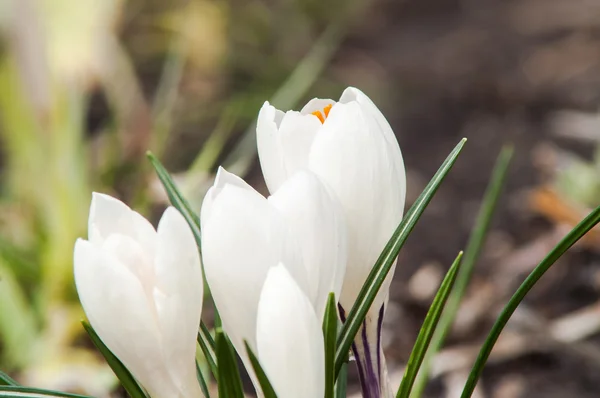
[74, 87, 406, 398]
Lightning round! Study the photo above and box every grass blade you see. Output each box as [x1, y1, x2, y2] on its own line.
[0, 386, 91, 398]
[244, 341, 278, 398]
[396, 252, 463, 398]
[334, 138, 467, 376]
[411, 146, 513, 397]
[81, 321, 147, 398]
[147, 151, 217, 364]
[0, 372, 18, 386]
[322, 293, 338, 398]
[195, 359, 211, 398]
[460, 204, 600, 398]
[197, 331, 218, 380]
[216, 329, 244, 398]
[147, 152, 200, 243]
[335, 363, 348, 398]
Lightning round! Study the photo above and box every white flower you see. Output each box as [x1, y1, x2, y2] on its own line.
[74, 193, 203, 398]
[256, 264, 324, 398]
[200, 167, 346, 380]
[257, 86, 406, 397]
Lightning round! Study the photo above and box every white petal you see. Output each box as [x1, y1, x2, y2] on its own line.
[200, 182, 303, 358]
[256, 265, 324, 398]
[73, 239, 179, 398]
[200, 167, 262, 230]
[268, 171, 347, 319]
[308, 101, 406, 312]
[276, 111, 322, 184]
[256, 101, 289, 193]
[88, 192, 157, 257]
[339, 87, 399, 150]
[154, 207, 204, 397]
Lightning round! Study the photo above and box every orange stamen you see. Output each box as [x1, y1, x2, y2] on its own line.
[311, 104, 333, 124]
[311, 110, 325, 123]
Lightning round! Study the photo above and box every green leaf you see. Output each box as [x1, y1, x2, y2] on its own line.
[334, 138, 467, 376]
[197, 330, 218, 379]
[216, 329, 244, 398]
[335, 363, 348, 398]
[322, 293, 338, 398]
[0, 386, 91, 398]
[244, 341, 278, 398]
[396, 252, 463, 398]
[147, 152, 201, 243]
[195, 358, 211, 398]
[147, 151, 217, 364]
[411, 146, 513, 398]
[0, 371, 18, 386]
[81, 321, 148, 398]
[460, 204, 600, 398]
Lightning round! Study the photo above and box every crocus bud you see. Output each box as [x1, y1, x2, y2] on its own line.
[74, 193, 203, 398]
[200, 167, 346, 388]
[257, 87, 406, 397]
[256, 264, 324, 398]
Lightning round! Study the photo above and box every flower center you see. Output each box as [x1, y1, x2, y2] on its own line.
[311, 104, 332, 124]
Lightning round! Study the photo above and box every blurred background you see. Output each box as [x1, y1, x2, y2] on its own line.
[0, 0, 600, 397]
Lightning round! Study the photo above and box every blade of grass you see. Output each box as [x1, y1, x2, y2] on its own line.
[244, 341, 278, 398]
[0, 386, 91, 398]
[334, 138, 467, 376]
[197, 331, 218, 379]
[335, 363, 348, 398]
[195, 358, 210, 398]
[0, 372, 18, 386]
[460, 204, 600, 398]
[323, 293, 338, 398]
[396, 252, 463, 398]
[216, 329, 244, 398]
[410, 146, 513, 398]
[81, 321, 147, 398]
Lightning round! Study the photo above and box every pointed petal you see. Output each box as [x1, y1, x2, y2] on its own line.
[256, 265, 324, 398]
[89, 192, 157, 257]
[73, 239, 179, 398]
[268, 171, 347, 319]
[309, 101, 406, 312]
[154, 207, 204, 397]
[200, 167, 261, 230]
[256, 101, 289, 193]
[200, 181, 303, 358]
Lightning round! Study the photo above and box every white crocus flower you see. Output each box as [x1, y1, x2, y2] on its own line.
[257, 86, 406, 398]
[256, 264, 324, 398]
[74, 193, 203, 398]
[200, 167, 346, 388]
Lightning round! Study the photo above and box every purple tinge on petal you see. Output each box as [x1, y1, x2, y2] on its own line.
[340, 304, 387, 398]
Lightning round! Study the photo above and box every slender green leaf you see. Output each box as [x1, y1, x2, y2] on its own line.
[0, 371, 18, 386]
[460, 204, 600, 398]
[147, 152, 217, 362]
[334, 138, 467, 376]
[411, 146, 513, 398]
[82, 321, 147, 398]
[335, 363, 348, 398]
[0, 386, 91, 398]
[197, 331, 218, 379]
[396, 252, 463, 398]
[195, 358, 211, 398]
[244, 341, 277, 398]
[216, 329, 244, 398]
[322, 293, 338, 398]
[147, 152, 201, 242]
